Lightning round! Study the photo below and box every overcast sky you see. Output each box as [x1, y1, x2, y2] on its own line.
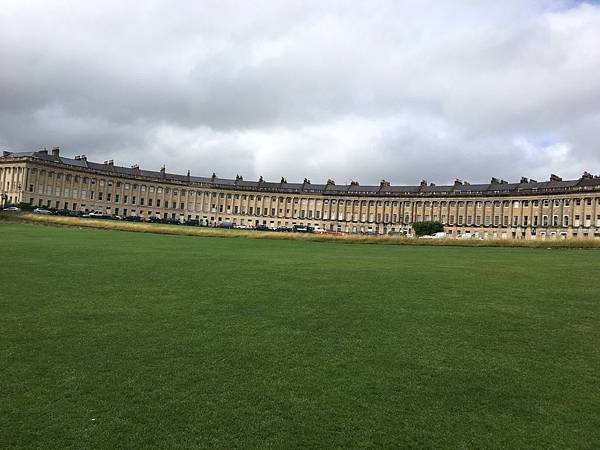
[1, 1, 599, 185]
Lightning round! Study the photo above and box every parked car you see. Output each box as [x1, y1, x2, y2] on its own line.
[275, 226, 292, 232]
[88, 211, 109, 218]
[2, 206, 21, 211]
[217, 222, 234, 229]
[124, 215, 143, 222]
[33, 208, 52, 214]
[293, 225, 314, 233]
[255, 224, 270, 231]
[185, 219, 200, 226]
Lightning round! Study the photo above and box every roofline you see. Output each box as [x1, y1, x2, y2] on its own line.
[2, 150, 600, 197]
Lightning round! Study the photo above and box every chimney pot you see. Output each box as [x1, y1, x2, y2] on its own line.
[52, 146, 60, 157]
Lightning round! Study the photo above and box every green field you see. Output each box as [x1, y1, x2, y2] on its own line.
[1, 223, 599, 449]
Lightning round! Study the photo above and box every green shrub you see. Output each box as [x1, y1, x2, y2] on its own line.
[16, 202, 34, 210]
[412, 221, 444, 237]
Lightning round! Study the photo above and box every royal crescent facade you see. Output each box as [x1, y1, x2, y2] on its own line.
[2, 147, 600, 239]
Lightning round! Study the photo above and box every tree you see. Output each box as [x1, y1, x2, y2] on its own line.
[412, 221, 444, 237]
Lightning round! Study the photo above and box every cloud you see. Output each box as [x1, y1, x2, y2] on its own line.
[1, 0, 599, 184]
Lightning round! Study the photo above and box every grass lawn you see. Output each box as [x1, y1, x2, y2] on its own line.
[1, 223, 599, 449]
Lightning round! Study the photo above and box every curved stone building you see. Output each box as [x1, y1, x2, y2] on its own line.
[2, 147, 600, 239]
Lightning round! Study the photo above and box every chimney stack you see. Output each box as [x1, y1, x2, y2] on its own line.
[160, 165, 166, 178]
[52, 146, 60, 157]
[2, 151, 10, 157]
[550, 174, 562, 182]
[104, 160, 114, 166]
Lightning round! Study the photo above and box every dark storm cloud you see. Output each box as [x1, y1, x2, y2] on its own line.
[1, 0, 599, 184]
